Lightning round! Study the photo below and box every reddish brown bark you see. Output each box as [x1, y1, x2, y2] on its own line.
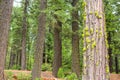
[0, 0, 13, 79]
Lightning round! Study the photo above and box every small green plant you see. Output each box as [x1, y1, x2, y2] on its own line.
[5, 71, 13, 80]
[65, 73, 78, 80]
[11, 65, 21, 70]
[42, 63, 52, 71]
[35, 78, 41, 80]
[57, 67, 65, 78]
[17, 73, 31, 80]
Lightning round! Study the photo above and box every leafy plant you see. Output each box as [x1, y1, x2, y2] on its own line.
[5, 71, 13, 80]
[57, 67, 65, 78]
[17, 73, 31, 80]
[42, 63, 52, 71]
[65, 73, 78, 80]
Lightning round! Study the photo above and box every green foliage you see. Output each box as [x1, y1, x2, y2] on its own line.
[5, 71, 31, 80]
[35, 78, 43, 80]
[35, 78, 40, 80]
[11, 65, 21, 70]
[5, 71, 13, 80]
[57, 67, 65, 78]
[65, 73, 78, 80]
[17, 73, 31, 80]
[57, 67, 79, 79]
[42, 63, 52, 71]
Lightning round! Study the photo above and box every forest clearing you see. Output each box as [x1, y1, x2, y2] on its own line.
[0, 0, 120, 80]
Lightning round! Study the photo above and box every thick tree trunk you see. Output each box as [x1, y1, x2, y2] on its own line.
[21, 0, 28, 70]
[52, 21, 62, 77]
[82, 0, 109, 80]
[32, 0, 46, 79]
[0, 0, 13, 80]
[71, 0, 81, 78]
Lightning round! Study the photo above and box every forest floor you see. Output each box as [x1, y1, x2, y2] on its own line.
[4, 70, 62, 80]
[4, 70, 120, 80]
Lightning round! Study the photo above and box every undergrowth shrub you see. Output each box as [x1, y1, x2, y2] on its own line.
[42, 63, 52, 71]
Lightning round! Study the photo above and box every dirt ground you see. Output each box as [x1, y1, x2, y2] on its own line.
[4, 70, 120, 80]
[110, 74, 120, 80]
[5, 70, 61, 80]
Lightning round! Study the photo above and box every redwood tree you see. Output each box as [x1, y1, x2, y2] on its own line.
[82, 0, 109, 80]
[32, 0, 46, 79]
[0, 0, 13, 79]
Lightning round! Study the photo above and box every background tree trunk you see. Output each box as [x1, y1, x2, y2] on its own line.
[115, 55, 119, 73]
[108, 32, 113, 73]
[8, 49, 16, 69]
[52, 21, 62, 77]
[0, 0, 13, 79]
[32, 0, 46, 79]
[71, 0, 81, 78]
[21, 0, 29, 70]
[82, 0, 109, 80]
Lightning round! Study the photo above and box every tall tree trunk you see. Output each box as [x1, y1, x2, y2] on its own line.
[71, 0, 81, 78]
[82, 0, 109, 80]
[52, 21, 62, 77]
[16, 50, 21, 69]
[108, 32, 113, 73]
[8, 49, 16, 69]
[115, 55, 119, 74]
[21, 0, 28, 70]
[0, 0, 13, 79]
[32, 0, 46, 79]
